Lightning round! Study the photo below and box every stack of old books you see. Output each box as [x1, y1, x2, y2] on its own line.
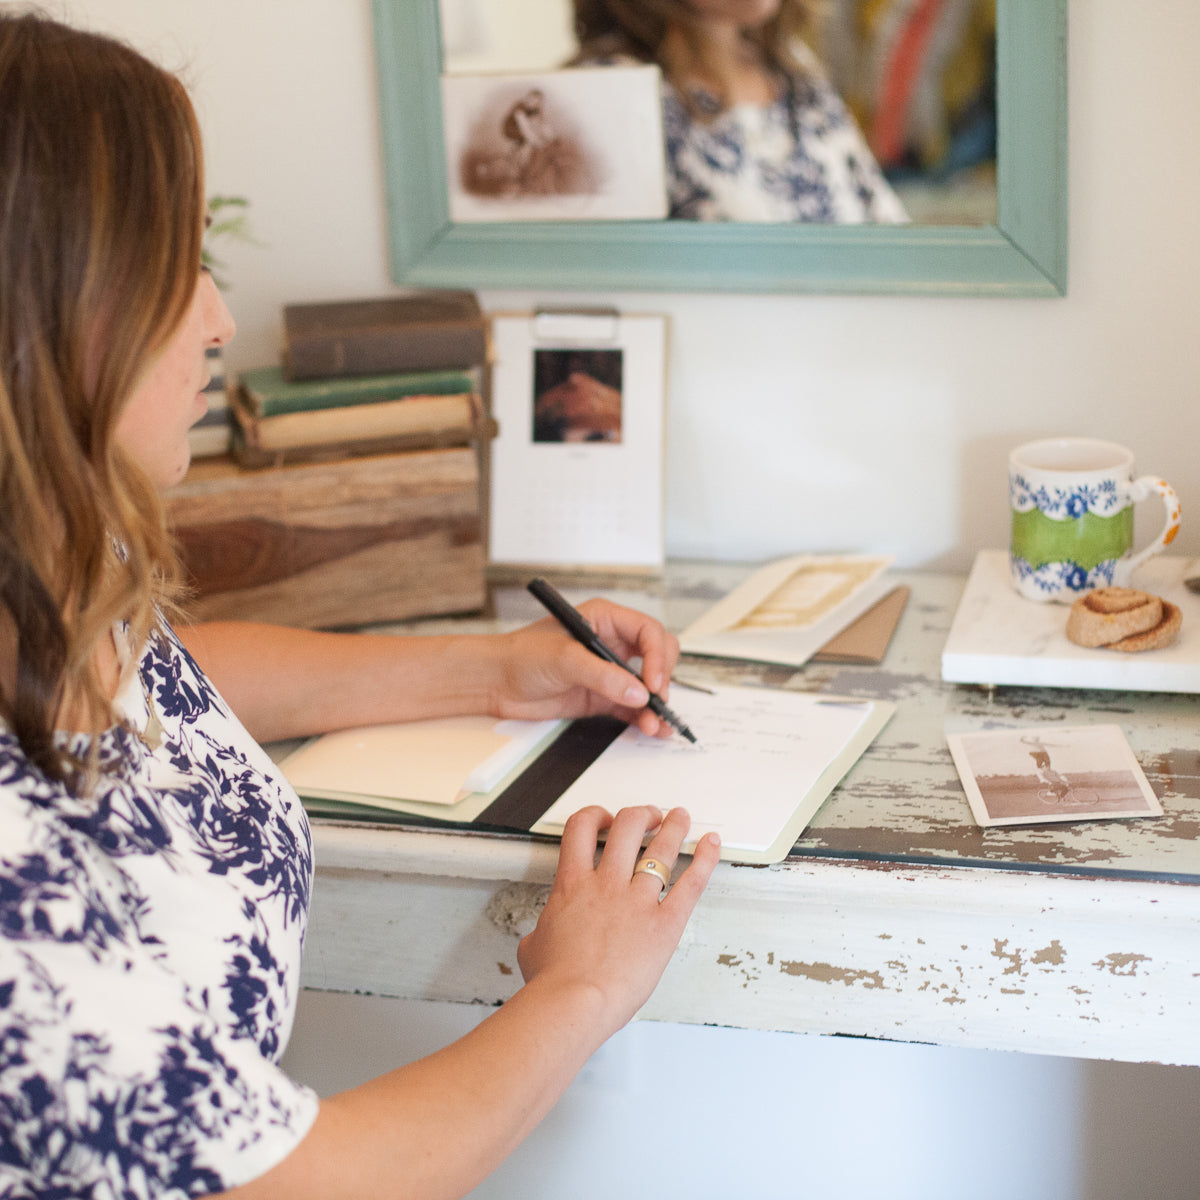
[165, 290, 494, 628]
[230, 289, 490, 466]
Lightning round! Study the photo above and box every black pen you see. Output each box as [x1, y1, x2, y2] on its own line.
[527, 577, 698, 744]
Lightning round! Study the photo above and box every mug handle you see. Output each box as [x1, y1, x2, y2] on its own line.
[1123, 475, 1181, 577]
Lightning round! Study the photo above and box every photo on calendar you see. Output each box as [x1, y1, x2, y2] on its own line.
[531, 347, 623, 445]
[946, 723, 1163, 828]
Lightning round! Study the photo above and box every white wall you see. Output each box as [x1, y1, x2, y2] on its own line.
[40, 2, 1200, 1195]
[51, 0, 1200, 572]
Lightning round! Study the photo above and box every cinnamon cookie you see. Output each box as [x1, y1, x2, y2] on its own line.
[1106, 600, 1182, 652]
[1065, 588, 1163, 648]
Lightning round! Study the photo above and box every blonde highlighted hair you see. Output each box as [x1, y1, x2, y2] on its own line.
[0, 12, 202, 782]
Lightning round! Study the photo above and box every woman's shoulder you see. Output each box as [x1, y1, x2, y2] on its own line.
[138, 617, 230, 725]
[783, 39, 855, 118]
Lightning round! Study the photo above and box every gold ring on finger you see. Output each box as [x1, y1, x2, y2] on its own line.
[632, 856, 670, 892]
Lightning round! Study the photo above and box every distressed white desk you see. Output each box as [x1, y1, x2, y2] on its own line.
[298, 563, 1200, 1066]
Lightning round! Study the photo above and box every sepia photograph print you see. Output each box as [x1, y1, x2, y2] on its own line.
[532, 347, 623, 444]
[441, 66, 668, 221]
[946, 724, 1164, 828]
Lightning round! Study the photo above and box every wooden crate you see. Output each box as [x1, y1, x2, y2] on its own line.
[164, 448, 485, 628]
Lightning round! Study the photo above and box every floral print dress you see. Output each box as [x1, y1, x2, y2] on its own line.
[0, 624, 318, 1198]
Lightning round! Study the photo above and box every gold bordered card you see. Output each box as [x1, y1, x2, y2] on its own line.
[679, 554, 895, 668]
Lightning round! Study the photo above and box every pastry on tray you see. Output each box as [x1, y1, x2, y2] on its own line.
[1065, 587, 1182, 652]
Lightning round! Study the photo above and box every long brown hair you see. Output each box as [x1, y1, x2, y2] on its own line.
[571, 0, 818, 104]
[0, 13, 202, 782]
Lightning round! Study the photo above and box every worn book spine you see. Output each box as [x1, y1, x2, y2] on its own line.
[238, 364, 480, 418]
[231, 388, 480, 449]
[282, 292, 487, 380]
[284, 323, 488, 380]
[229, 396, 494, 469]
[189, 346, 231, 457]
[228, 424, 496, 470]
[188, 419, 233, 460]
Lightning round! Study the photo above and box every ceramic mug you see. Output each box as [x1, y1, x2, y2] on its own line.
[1009, 438, 1180, 602]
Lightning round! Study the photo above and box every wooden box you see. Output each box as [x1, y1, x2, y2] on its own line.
[164, 448, 485, 628]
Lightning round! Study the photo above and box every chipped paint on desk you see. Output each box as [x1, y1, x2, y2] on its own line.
[653, 568, 1200, 881]
[300, 563, 1200, 1064]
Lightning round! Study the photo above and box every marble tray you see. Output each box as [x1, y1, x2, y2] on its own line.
[941, 550, 1200, 692]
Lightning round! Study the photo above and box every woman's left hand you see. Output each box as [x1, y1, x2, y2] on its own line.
[487, 599, 680, 738]
[517, 805, 720, 1038]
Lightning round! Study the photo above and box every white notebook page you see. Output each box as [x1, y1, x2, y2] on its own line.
[537, 685, 876, 852]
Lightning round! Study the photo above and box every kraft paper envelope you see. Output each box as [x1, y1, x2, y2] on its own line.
[811, 586, 910, 665]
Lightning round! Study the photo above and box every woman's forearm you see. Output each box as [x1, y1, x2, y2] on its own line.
[178, 596, 680, 745]
[223, 798, 719, 1200]
[177, 621, 499, 742]
[226, 977, 609, 1200]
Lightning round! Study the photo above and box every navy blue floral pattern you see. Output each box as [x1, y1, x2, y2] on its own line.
[578, 47, 906, 224]
[660, 69, 907, 223]
[0, 624, 317, 1198]
[1010, 471, 1126, 521]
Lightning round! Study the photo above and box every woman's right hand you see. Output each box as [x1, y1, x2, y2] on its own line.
[517, 805, 721, 1039]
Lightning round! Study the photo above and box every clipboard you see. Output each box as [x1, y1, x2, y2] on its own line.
[486, 309, 667, 572]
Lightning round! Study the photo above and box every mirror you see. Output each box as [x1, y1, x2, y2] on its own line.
[439, 0, 997, 228]
[372, 0, 1066, 295]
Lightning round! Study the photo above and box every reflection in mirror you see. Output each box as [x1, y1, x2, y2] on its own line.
[374, 0, 1065, 295]
[439, 0, 997, 226]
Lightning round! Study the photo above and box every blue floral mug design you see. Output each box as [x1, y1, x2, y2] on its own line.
[1009, 438, 1180, 602]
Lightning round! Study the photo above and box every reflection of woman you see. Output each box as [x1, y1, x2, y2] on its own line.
[0, 14, 719, 1196]
[572, 0, 907, 223]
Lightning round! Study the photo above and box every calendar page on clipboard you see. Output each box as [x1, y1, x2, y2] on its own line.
[487, 310, 667, 570]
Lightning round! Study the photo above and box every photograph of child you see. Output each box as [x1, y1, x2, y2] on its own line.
[441, 67, 668, 222]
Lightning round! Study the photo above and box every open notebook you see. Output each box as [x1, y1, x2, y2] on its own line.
[282, 684, 893, 865]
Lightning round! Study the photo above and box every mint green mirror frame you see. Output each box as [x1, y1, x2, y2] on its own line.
[372, 0, 1066, 296]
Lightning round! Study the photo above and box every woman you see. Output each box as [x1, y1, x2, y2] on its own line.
[0, 13, 720, 1198]
[572, 0, 907, 223]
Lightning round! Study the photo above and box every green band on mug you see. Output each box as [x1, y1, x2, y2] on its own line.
[1011, 507, 1133, 571]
